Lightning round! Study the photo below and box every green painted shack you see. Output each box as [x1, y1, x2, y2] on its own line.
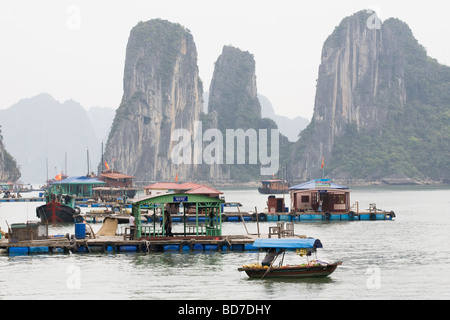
[131, 193, 225, 238]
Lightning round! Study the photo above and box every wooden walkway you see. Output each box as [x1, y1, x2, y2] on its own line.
[0, 234, 280, 255]
[0, 197, 45, 203]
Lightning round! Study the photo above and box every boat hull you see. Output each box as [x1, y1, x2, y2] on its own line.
[238, 262, 341, 279]
[258, 188, 289, 194]
[36, 200, 78, 223]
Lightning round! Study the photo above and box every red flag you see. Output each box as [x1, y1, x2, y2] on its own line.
[321, 157, 324, 169]
[105, 161, 110, 170]
[175, 174, 178, 182]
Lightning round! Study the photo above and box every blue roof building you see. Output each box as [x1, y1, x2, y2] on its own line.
[50, 176, 106, 198]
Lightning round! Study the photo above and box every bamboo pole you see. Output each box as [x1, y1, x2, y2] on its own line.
[255, 206, 260, 237]
[261, 250, 283, 280]
[237, 205, 249, 235]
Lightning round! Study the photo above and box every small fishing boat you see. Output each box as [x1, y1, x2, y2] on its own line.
[36, 193, 82, 223]
[238, 238, 342, 279]
[258, 179, 290, 194]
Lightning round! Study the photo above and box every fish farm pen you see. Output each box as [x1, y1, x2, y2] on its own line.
[0, 219, 268, 256]
[0, 192, 265, 256]
[0, 180, 395, 256]
[82, 210, 395, 225]
[0, 213, 394, 256]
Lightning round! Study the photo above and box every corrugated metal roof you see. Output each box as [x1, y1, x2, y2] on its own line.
[131, 193, 224, 205]
[186, 185, 223, 195]
[101, 173, 134, 179]
[177, 182, 202, 190]
[144, 182, 180, 190]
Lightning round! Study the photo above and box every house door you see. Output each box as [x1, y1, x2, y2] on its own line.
[321, 192, 333, 212]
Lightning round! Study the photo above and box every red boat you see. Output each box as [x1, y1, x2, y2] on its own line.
[36, 194, 82, 223]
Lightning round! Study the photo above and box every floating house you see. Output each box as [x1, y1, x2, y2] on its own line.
[99, 170, 134, 188]
[98, 170, 137, 199]
[131, 192, 225, 238]
[284, 179, 396, 221]
[290, 179, 350, 213]
[134, 182, 225, 238]
[0, 182, 13, 192]
[50, 176, 106, 198]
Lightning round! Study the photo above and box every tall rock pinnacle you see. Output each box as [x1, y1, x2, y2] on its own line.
[290, 10, 450, 182]
[103, 19, 203, 183]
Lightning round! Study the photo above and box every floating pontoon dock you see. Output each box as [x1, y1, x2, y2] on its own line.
[0, 234, 274, 255]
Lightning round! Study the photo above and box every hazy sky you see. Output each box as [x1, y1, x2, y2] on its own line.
[1, 0, 449, 120]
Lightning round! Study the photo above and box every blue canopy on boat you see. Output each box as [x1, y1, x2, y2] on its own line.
[289, 179, 348, 190]
[252, 238, 323, 249]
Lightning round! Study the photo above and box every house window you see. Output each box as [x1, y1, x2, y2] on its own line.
[334, 194, 345, 204]
[301, 196, 309, 203]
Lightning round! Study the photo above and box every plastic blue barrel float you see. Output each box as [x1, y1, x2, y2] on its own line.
[75, 223, 86, 239]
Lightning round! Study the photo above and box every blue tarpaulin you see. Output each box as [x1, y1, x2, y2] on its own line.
[252, 238, 323, 249]
[51, 176, 105, 185]
[289, 179, 348, 190]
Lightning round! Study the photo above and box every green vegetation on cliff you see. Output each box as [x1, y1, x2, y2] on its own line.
[129, 19, 188, 88]
[208, 46, 262, 132]
[206, 46, 293, 182]
[328, 18, 450, 181]
[0, 125, 20, 181]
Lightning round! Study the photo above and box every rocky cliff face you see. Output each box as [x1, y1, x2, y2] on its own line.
[0, 128, 20, 182]
[208, 46, 263, 131]
[205, 46, 289, 181]
[104, 19, 203, 183]
[291, 11, 450, 182]
[204, 46, 263, 182]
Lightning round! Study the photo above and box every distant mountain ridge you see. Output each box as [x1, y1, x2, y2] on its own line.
[0, 93, 114, 183]
[87, 106, 116, 143]
[258, 94, 309, 142]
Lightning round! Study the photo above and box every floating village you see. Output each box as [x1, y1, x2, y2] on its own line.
[0, 170, 395, 279]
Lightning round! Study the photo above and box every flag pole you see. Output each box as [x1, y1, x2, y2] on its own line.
[321, 156, 325, 178]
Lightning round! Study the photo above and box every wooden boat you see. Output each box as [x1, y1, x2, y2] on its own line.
[258, 179, 290, 194]
[36, 193, 82, 223]
[238, 238, 342, 279]
[238, 262, 342, 279]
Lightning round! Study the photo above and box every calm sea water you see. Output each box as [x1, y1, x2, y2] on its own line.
[1, 185, 450, 300]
